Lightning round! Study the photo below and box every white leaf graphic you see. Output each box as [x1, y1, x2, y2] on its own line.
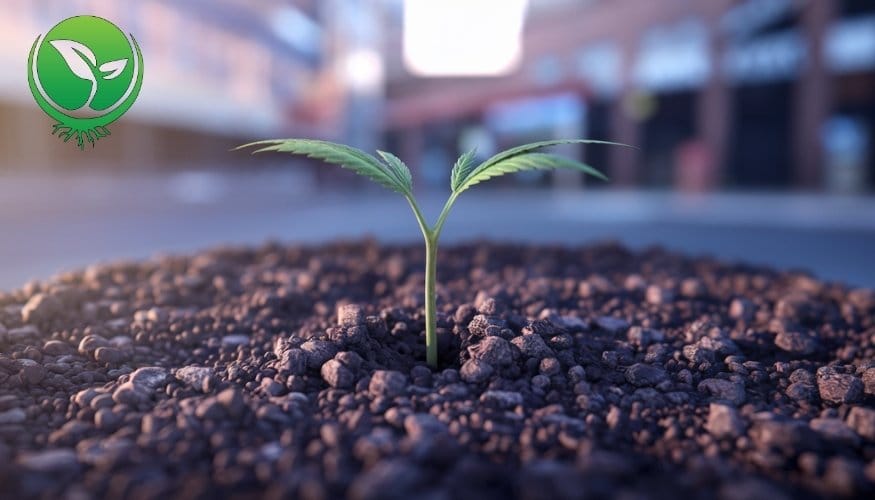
[99, 59, 127, 80]
[49, 40, 97, 82]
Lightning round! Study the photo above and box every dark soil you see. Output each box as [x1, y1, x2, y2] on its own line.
[1, 240, 874, 499]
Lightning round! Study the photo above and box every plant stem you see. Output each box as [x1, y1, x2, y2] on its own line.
[424, 233, 438, 367]
[405, 193, 461, 368]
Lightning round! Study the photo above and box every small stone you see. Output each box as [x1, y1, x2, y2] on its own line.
[0, 408, 26, 424]
[774, 329, 818, 355]
[403, 413, 447, 441]
[861, 367, 875, 395]
[823, 457, 864, 496]
[480, 390, 523, 409]
[680, 278, 705, 297]
[706, 403, 745, 439]
[606, 406, 625, 429]
[510, 334, 553, 360]
[750, 417, 812, 453]
[817, 367, 863, 405]
[625, 363, 668, 387]
[21, 293, 62, 323]
[623, 274, 646, 291]
[18, 449, 78, 472]
[93, 347, 127, 364]
[195, 398, 224, 420]
[335, 351, 363, 371]
[846, 407, 875, 440]
[348, 459, 423, 500]
[476, 297, 503, 316]
[78, 334, 109, 355]
[698, 378, 746, 406]
[278, 348, 308, 375]
[810, 418, 860, 446]
[89, 394, 114, 410]
[786, 382, 818, 402]
[467, 336, 513, 366]
[460, 359, 493, 384]
[301, 340, 338, 369]
[578, 275, 614, 297]
[369, 370, 407, 398]
[645, 285, 674, 305]
[260, 377, 285, 396]
[73, 388, 99, 407]
[94, 408, 120, 430]
[112, 383, 148, 405]
[329, 325, 368, 346]
[43, 340, 73, 356]
[454, 304, 476, 326]
[728, 298, 755, 320]
[129, 366, 169, 391]
[627, 326, 664, 347]
[468, 315, 507, 336]
[322, 359, 354, 389]
[532, 374, 551, 390]
[683, 344, 715, 364]
[175, 366, 214, 392]
[595, 316, 629, 334]
[338, 304, 366, 327]
[216, 388, 245, 418]
[539, 357, 561, 376]
[21, 364, 46, 384]
[789, 368, 815, 385]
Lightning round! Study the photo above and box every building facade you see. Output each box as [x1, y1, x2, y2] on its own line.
[385, 0, 875, 192]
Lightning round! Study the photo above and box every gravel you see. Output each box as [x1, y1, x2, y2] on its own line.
[0, 240, 873, 498]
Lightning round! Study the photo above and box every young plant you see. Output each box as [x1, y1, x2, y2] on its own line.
[237, 138, 623, 367]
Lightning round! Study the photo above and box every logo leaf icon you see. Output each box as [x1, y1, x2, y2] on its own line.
[99, 59, 127, 80]
[49, 40, 97, 80]
[49, 39, 98, 110]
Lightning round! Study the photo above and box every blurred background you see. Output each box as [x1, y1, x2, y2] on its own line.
[0, 0, 873, 288]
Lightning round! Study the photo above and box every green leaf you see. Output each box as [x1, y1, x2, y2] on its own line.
[376, 150, 413, 193]
[454, 153, 608, 194]
[236, 139, 411, 194]
[453, 139, 626, 194]
[450, 148, 478, 192]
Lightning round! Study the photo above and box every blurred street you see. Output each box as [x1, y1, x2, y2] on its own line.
[1, 171, 873, 290]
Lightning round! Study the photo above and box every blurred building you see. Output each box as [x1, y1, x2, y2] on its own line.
[0, 0, 356, 172]
[385, 0, 875, 193]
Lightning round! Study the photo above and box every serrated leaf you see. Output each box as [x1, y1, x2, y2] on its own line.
[236, 139, 409, 194]
[454, 153, 608, 194]
[376, 150, 413, 193]
[450, 148, 478, 192]
[454, 139, 626, 194]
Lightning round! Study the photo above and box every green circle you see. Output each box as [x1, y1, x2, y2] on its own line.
[28, 15, 143, 128]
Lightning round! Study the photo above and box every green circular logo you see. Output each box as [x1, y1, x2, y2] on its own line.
[28, 16, 143, 150]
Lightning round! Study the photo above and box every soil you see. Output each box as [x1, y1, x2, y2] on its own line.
[1, 239, 874, 499]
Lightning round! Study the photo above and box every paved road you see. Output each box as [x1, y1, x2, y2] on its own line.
[1, 170, 873, 290]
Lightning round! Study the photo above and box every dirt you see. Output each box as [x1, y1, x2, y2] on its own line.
[0, 239, 873, 499]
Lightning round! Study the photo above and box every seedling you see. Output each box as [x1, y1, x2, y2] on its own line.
[237, 139, 624, 367]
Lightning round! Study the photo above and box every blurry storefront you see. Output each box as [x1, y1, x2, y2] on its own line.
[385, 0, 875, 193]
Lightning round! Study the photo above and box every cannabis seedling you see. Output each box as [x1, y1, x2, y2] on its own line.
[237, 139, 623, 367]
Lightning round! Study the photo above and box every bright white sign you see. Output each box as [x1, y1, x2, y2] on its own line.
[403, 0, 529, 77]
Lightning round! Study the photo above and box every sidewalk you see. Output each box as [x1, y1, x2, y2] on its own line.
[0, 171, 873, 289]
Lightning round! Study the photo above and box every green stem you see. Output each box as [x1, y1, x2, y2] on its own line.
[404, 192, 461, 368]
[424, 233, 438, 367]
[433, 191, 459, 238]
